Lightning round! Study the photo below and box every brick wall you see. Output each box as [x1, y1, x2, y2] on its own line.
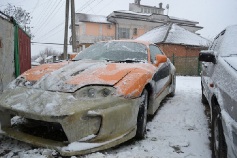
[157, 44, 208, 76]
[157, 43, 205, 57]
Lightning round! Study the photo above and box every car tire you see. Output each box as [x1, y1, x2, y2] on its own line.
[136, 89, 148, 139]
[212, 105, 227, 158]
[168, 74, 176, 97]
[201, 83, 208, 104]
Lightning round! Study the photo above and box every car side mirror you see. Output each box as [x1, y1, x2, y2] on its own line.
[199, 50, 216, 64]
[68, 53, 78, 60]
[154, 54, 167, 67]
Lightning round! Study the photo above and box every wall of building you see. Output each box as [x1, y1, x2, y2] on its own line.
[77, 22, 116, 49]
[158, 43, 202, 57]
[115, 18, 163, 39]
[158, 43, 207, 76]
[0, 17, 15, 93]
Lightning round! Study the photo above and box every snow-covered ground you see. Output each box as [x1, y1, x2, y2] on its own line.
[0, 76, 212, 158]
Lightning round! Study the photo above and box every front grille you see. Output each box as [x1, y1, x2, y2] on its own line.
[11, 116, 68, 142]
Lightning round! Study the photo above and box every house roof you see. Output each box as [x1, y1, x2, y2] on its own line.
[169, 16, 198, 24]
[75, 13, 111, 24]
[136, 24, 210, 47]
[114, 10, 151, 16]
[35, 56, 44, 63]
[109, 10, 199, 25]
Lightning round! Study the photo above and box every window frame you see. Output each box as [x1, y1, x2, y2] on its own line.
[149, 44, 164, 63]
[118, 28, 130, 39]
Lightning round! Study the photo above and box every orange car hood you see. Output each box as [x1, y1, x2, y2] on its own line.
[17, 60, 154, 94]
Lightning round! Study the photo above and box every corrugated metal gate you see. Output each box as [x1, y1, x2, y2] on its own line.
[18, 28, 31, 74]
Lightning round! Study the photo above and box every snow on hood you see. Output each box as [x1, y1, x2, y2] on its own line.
[0, 87, 77, 117]
[14, 60, 149, 93]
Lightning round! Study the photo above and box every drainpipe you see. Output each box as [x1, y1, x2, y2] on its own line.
[113, 19, 119, 40]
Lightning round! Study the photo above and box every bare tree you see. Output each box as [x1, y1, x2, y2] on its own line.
[39, 47, 60, 57]
[3, 3, 33, 38]
[32, 47, 62, 63]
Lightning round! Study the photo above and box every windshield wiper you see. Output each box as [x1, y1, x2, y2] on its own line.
[100, 58, 116, 62]
[116, 59, 143, 63]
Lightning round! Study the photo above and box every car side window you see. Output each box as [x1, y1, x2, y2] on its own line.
[209, 30, 225, 54]
[149, 45, 163, 63]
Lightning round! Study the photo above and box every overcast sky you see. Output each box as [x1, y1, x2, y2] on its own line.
[1, 0, 237, 56]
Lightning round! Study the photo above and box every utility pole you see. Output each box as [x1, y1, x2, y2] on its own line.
[63, 0, 69, 59]
[71, 0, 77, 53]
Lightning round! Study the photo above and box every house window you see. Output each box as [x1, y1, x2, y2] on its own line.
[107, 24, 112, 29]
[144, 8, 147, 13]
[133, 28, 138, 35]
[118, 28, 130, 39]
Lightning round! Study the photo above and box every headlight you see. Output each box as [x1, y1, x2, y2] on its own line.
[88, 88, 96, 98]
[74, 86, 116, 99]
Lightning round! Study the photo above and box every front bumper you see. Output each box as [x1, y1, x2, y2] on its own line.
[0, 125, 136, 156]
[221, 110, 237, 158]
[0, 87, 140, 156]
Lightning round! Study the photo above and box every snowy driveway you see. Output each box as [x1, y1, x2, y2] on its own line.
[0, 76, 212, 158]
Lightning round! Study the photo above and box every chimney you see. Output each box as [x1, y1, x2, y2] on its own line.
[135, 0, 141, 5]
[159, 2, 163, 8]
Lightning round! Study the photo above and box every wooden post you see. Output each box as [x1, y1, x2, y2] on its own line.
[71, 0, 77, 53]
[63, 0, 69, 60]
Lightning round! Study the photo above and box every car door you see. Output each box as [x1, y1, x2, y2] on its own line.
[201, 31, 225, 101]
[149, 44, 170, 95]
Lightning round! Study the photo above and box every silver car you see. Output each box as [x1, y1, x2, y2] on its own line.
[199, 25, 237, 158]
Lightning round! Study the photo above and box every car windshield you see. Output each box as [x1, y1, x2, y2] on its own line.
[73, 41, 148, 62]
[218, 26, 237, 57]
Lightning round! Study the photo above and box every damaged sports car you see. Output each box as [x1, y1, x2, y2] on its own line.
[0, 40, 175, 156]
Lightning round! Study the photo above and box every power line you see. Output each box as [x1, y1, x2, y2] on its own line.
[33, 0, 54, 28]
[85, 0, 105, 13]
[34, 0, 109, 44]
[34, 0, 64, 35]
[34, 21, 64, 41]
[30, 0, 40, 14]
[31, 41, 70, 45]
[35, 15, 73, 42]
[96, 0, 115, 14]
[35, 0, 100, 42]
[76, 0, 95, 12]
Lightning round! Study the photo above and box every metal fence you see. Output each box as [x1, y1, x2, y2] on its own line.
[168, 54, 201, 76]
